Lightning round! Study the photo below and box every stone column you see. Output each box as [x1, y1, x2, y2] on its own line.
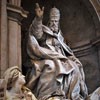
[0, 0, 8, 78]
[7, 2, 28, 70]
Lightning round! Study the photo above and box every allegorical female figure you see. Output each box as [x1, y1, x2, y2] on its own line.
[3, 66, 37, 100]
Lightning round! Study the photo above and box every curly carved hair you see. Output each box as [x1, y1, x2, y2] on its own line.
[3, 66, 21, 90]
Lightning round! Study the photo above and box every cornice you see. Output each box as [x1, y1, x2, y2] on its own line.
[72, 37, 100, 57]
[7, 3, 28, 23]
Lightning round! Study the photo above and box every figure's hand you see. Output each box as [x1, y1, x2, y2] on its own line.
[25, 92, 32, 100]
[35, 3, 44, 18]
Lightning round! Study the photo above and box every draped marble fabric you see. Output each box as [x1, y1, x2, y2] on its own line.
[6, 86, 37, 100]
[26, 17, 88, 100]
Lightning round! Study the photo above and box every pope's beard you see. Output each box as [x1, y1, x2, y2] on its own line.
[49, 26, 59, 33]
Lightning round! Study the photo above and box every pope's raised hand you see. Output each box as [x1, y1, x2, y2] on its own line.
[35, 3, 44, 18]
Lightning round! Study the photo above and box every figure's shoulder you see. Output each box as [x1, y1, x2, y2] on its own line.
[6, 90, 9, 100]
[42, 25, 53, 36]
[22, 86, 37, 100]
[6, 90, 17, 100]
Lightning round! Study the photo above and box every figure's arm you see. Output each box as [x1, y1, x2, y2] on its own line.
[69, 55, 88, 97]
[27, 35, 68, 60]
[68, 55, 85, 80]
[68, 55, 82, 68]
[29, 3, 44, 40]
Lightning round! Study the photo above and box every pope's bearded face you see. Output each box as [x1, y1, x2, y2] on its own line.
[49, 18, 59, 33]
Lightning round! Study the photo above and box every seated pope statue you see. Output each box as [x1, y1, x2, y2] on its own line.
[3, 66, 37, 100]
[26, 3, 88, 100]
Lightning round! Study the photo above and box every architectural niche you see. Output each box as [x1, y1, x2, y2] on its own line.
[0, 0, 100, 93]
[21, 0, 100, 93]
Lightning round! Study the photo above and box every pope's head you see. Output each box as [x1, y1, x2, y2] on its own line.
[49, 7, 60, 33]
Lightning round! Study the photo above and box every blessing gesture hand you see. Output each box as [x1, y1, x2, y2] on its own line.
[35, 3, 44, 18]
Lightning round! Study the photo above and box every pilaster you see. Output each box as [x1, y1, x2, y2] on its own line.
[7, 3, 28, 70]
[0, 0, 8, 78]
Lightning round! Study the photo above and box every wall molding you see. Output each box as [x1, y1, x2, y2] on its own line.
[72, 37, 100, 57]
[7, 3, 28, 24]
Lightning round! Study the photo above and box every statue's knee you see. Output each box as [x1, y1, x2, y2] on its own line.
[44, 60, 56, 71]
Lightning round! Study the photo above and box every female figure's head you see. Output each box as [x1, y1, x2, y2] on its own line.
[3, 66, 25, 90]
